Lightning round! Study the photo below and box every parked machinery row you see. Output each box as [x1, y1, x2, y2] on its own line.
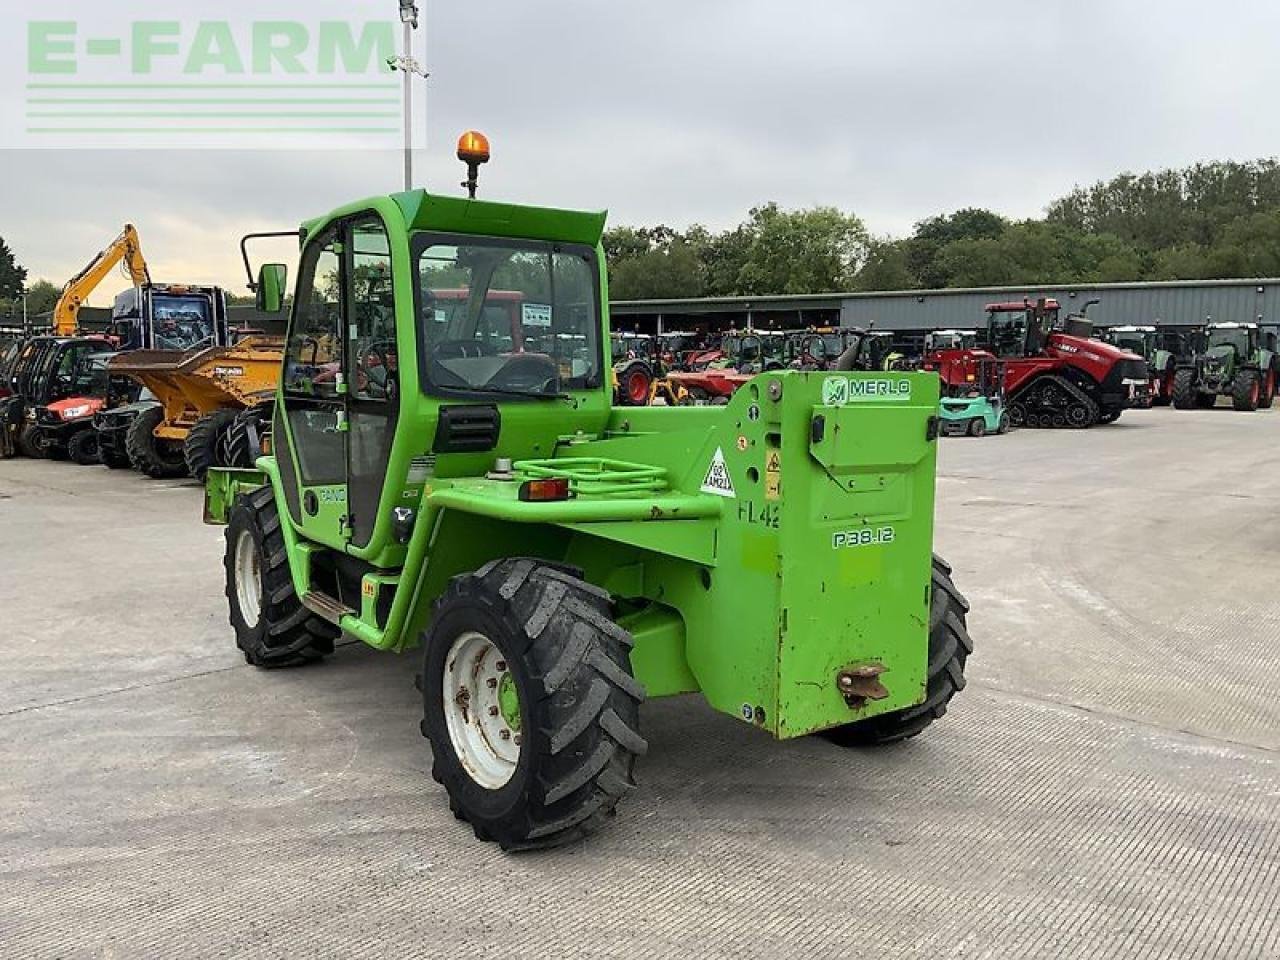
[0, 225, 283, 475]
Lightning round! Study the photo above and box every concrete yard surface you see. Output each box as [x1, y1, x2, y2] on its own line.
[0, 405, 1277, 959]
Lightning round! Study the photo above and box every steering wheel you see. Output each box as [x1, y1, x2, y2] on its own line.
[487, 353, 560, 393]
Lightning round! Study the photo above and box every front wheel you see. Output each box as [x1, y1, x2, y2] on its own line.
[1171, 369, 1197, 410]
[420, 559, 647, 851]
[968, 417, 986, 437]
[224, 486, 337, 667]
[822, 554, 972, 746]
[1232, 370, 1260, 412]
[66, 429, 100, 465]
[17, 425, 45, 459]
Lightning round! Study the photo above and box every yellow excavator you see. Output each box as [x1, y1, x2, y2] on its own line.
[53, 224, 150, 335]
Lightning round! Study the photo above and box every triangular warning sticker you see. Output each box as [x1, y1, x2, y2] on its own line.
[700, 446, 736, 498]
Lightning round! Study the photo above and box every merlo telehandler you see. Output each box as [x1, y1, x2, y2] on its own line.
[205, 133, 974, 851]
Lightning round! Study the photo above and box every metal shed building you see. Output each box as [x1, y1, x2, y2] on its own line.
[610, 278, 1280, 334]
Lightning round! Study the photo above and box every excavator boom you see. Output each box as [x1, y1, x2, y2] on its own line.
[53, 224, 150, 335]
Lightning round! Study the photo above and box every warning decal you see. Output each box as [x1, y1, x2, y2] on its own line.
[700, 446, 736, 498]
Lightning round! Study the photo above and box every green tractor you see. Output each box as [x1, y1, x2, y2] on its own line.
[1172, 321, 1277, 411]
[206, 136, 973, 850]
[1103, 325, 1192, 406]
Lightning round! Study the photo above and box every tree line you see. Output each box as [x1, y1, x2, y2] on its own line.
[605, 159, 1280, 299]
[5, 158, 1280, 316]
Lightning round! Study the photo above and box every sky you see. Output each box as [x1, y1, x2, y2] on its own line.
[4, 0, 1280, 303]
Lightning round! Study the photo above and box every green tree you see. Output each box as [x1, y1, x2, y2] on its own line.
[854, 239, 916, 291]
[23, 279, 59, 315]
[609, 239, 705, 300]
[0, 237, 28, 301]
[733, 203, 867, 295]
[905, 208, 1007, 287]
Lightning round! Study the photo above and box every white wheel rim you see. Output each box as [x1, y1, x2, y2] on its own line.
[234, 529, 263, 626]
[442, 631, 522, 789]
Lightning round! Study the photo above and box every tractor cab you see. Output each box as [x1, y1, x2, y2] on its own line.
[1104, 325, 1156, 359]
[1204, 322, 1257, 362]
[789, 327, 860, 370]
[983, 299, 1060, 358]
[111, 283, 231, 352]
[924, 329, 977, 353]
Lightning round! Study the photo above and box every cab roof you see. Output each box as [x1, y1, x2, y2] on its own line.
[300, 191, 609, 248]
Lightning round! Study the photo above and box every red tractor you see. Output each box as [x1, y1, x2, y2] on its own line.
[965, 299, 1148, 427]
[921, 329, 993, 397]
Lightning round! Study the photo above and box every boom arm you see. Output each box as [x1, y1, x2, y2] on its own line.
[53, 224, 150, 335]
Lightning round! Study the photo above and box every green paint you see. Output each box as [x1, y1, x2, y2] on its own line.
[207, 189, 944, 740]
[498, 673, 521, 731]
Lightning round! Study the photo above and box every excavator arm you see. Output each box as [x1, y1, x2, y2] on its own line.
[53, 224, 150, 335]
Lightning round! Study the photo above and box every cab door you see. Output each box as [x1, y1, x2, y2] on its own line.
[276, 225, 351, 547]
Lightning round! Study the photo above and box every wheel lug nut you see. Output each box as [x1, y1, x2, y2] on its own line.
[486, 677, 498, 688]
[496, 661, 507, 671]
[514, 735, 522, 746]
[498, 729, 511, 740]
[488, 706, 499, 716]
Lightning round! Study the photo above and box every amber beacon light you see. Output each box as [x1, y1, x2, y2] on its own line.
[457, 130, 491, 198]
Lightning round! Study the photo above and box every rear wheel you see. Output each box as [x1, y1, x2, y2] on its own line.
[126, 405, 188, 478]
[183, 408, 237, 481]
[66, 429, 100, 465]
[420, 559, 646, 851]
[1171, 368, 1197, 410]
[1259, 368, 1276, 410]
[224, 486, 337, 667]
[1232, 370, 1260, 412]
[997, 411, 1010, 434]
[822, 554, 972, 747]
[615, 362, 652, 407]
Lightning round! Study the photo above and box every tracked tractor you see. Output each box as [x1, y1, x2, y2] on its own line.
[204, 132, 974, 852]
[978, 299, 1148, 427]
[1172, 321, 1276, 411]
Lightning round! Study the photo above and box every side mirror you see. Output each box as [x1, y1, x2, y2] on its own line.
[256, 263, 288, 313]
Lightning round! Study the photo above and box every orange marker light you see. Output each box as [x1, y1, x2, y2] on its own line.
[456, 130, 491, 165]
[518, 477, 572, 502]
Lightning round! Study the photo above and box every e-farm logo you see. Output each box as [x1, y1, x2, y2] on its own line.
[7, 6, 421, 149]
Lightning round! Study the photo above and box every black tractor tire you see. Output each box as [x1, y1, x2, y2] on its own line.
[183, 408, 238, 481]
[997, 411, 1010, 434]
[17, 425, 45, 459]
[1232, 370, 1260, 412]
[126, 406, 189, 479]
[419, 558, 647, 851]
[66, 429, 100, 465]
[1007, 401, 1027, 427]
[220, 401, 274, 468]
[822, 554, 972, 747]
[224, 486, 337, 667]
[1171, 369, 1197, 410]
[968, 418, 986, 437]
[102, 448, 133, 469]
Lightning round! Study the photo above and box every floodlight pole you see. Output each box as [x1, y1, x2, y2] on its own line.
[393, 1, 426, 191]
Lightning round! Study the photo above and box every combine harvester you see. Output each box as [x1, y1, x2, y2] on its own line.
[203, 131, 975, 851]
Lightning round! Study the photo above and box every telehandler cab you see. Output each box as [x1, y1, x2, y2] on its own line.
[207, 133, 973, 850]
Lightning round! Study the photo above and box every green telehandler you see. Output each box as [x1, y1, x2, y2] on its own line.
[205, 133, 973, 850]
[1172, 321, 1277, 411]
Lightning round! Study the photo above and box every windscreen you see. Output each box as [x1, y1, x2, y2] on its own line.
[415, 238, 601, 397]
[1207, 328, 1249, 355]
[150, 294, 215, 351]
